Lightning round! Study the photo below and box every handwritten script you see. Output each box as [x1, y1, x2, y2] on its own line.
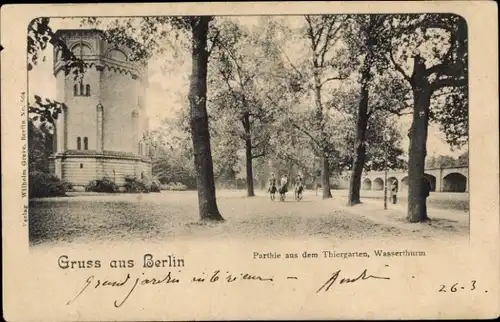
[67, 268, 391, 308]
[67, 270, 276, 308]
[316, 269, 391, 293]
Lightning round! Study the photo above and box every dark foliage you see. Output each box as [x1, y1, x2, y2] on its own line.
[152, 157, 197, 189]
[28, 119, 54, 173]
[28, 17, 86, 77]
[123, 175, 150, 193]
[29, 171, 72, 198]
[85, 177, 119, 193]
[150, 181, 161, 193]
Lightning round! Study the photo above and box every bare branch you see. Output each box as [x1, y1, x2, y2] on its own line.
[390, 109, 413, 116]
[313, 28, 324, 47]
[215, 64, 240, 104]
[264, 91, 290, 111]
[431, 77, 467, 91]
[252, 152, 266, 159]
[251, 141, 262, 149]
[388, 49, 411, 83]
[426, 60, 462, 78]
[319, 16, 344, 67]
[242, 72, 257, 87]
[213, 35, 247, 86]
[385, 103, 413, 116]
[207, 29, 220, 56]
[280, 47, 305, 81]
[304, 16, 319, 51]
[291, 123, 321, 148]
[431, 89, 455, 99]
[426, 53, 466, 92]
[237, 131, 246, 141]
[320, 75, 344, 87]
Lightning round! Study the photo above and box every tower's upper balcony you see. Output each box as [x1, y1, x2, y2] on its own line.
[53, 29, 147, 80]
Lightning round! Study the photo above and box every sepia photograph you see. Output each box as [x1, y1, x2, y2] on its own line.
[27, 13, 469, 246]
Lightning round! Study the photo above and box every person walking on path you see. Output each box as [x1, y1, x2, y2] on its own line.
[390, 181, 398, 204]
[421, 177, 432, 217]
[295, 174, 304, 200]
[268, 173, 277, 193]
[280, 174, 288, 193]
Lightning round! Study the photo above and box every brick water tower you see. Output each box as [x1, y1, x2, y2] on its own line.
[50, 29, 152, 189]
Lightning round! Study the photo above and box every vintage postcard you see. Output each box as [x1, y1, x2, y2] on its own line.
[1, 1, 499, 320]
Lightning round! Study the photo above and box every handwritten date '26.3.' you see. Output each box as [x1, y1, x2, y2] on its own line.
[438, 280, 484, 293]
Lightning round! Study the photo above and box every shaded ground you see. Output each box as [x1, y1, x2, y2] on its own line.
[331, 189, 469, 212]
[29, 190, 469, 247]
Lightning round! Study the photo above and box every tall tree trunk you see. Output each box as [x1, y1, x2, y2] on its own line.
[347, 63, 370, 206]
[312, 66, 332, 200]
[189, 17, 223, 221]
[407, 56, 430, 223]
[245, 147, 255, 197]
[44, 132, 54, 171]
[243, 113, 255, 197]
[322, 148, 332, 199]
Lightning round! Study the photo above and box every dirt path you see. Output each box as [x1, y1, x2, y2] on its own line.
[29, 190, 469, 246]
[326, 197, 469, 239]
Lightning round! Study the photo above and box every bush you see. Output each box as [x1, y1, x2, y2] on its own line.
[85, 177, 118, 193]
[29, 171, 70, 198]
[123, 175, 150, 193]
[153, 159, 197, 190]
[160, 182, 188, 191]
[150, 181, 161, 193]
[62, 180, 74, 192]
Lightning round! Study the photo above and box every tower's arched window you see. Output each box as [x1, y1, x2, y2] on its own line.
[83, 137, 88, 150]
[77, 137, 82, 150]
[85, 84, 91, 96]
[80, 83, 84, 96]
[73, 84, 78, 96]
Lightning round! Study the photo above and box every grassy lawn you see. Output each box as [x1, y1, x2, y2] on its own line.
[29, 190, 469, 246]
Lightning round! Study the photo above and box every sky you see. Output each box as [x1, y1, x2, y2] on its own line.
[28, 16, 467, 160]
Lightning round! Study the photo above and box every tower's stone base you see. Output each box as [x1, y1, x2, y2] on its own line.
[49, 150, 152, 190]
